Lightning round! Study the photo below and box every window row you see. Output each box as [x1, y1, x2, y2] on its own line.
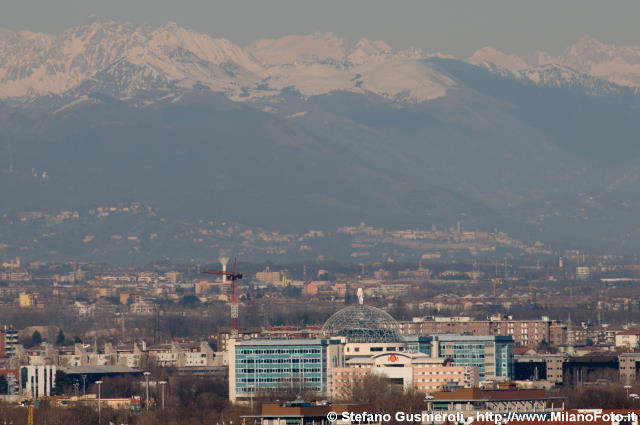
[239, 358, 321, 364]
[239, 349, 321, 355]
[239, 368, 321, 374]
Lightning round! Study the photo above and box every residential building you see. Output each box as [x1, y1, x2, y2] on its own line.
[0, 326, 18, 357]
[615, 330, 640, 349]
[619, 353, 640, 384]
[399, 316, 551, 348]
[544, 354, 569, 385]
[216, 328, 261, 353]
[20, 365, 56, 398]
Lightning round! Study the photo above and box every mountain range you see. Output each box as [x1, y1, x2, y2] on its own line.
[2, 20, 640, 261]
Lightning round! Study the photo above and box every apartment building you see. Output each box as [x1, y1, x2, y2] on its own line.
[399, 316, 552, 348]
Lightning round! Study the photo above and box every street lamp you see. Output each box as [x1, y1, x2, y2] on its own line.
[82, 374, 87, 396]
[95, 380, 103, 425]
[158, 381, 167, 410]
[143, 372, 151, 411]
[248, 385, 255, 412]
[424, 394, 434, 413]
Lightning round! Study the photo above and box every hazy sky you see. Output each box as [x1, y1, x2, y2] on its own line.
[2, 0, 639, 57]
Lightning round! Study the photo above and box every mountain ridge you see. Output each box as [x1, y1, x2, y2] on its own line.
[5, 20, 640, 107]
[469, 35, 640, 89]
[3, 21, 640, 260]
[0, 21, 455, 104]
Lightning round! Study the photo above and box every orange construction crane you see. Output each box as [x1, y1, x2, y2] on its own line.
[203, 258, 243, 338]
[27, 400, 34, 425]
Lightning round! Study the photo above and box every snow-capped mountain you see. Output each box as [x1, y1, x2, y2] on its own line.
[0, 20, 454, 105]
[2, 20, 640, 107]
[518, 64, 624, 96]
[0, 20, 265, 101]
[469, 35, 640, 91]
[468, 46, 530, 75]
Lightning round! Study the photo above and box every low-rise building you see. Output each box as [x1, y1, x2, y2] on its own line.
[615, 330, 640, 349]
[619, 353, 640, 384]
[544, 354, 569, 385]
[20, 365, 56, 398]
[426, 384, 565, 424]
[245, 400, 378, 425]
[330, 352, 478, 399]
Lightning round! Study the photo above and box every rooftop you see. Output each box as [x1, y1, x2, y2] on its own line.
[322, 304, 400, 343]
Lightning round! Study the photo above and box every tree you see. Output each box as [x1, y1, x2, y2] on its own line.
[95, 375, 140, 398]
[562, 384, 635, 409]
[346, 374, 424, 424]
[32, 330, 42, 345]
[536, 339, 558, 354]
[180, 295, 200, 307]
[0, 375, 7, 394]
[52, 371, 73, 396]
[56, 329, 65, 346]
[282, 285, 301, 298]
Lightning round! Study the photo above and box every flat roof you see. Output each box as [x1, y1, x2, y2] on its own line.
[433, 334, 514, 342]
[402, 335, 434, 342]
[432, 388, 565, 402]
[237, 338, 340, 346]
[432, 396, 566, 402]
[62, 366, 142, 375]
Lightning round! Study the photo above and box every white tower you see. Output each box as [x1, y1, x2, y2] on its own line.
[218, 257, 229, 283]
[357, 287, 364, 305]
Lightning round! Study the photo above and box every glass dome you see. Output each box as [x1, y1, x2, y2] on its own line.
[322, 304, 400, 343]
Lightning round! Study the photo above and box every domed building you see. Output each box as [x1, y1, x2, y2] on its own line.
[229, 288, 513, 402]
[322, 293, 400, 343]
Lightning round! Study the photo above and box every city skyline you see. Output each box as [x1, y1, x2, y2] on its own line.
[1, 3, 639, 423]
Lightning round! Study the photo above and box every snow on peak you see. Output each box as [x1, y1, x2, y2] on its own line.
[347, 38, 392, 64]
[246, 32, 346, 66]
[0, 21, 454, 104]
[470, 36, 640, 90]
[468, 46, 530, 74]
[520, 63, 582, 85]
[249, 33, 452, 102]
[519, 63, 622, 95]
[0, 20, 266, 100]
[568, 35, 610, 56]
[561, 36, 640, 87]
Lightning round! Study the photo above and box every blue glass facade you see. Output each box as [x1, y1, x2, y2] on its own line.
[235, 339, 339, 396]
[435, 335, 514, 380]
[404, 335, 433, 354]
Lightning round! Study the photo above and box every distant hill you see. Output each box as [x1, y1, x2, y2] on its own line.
[2, 21, 640, 260]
